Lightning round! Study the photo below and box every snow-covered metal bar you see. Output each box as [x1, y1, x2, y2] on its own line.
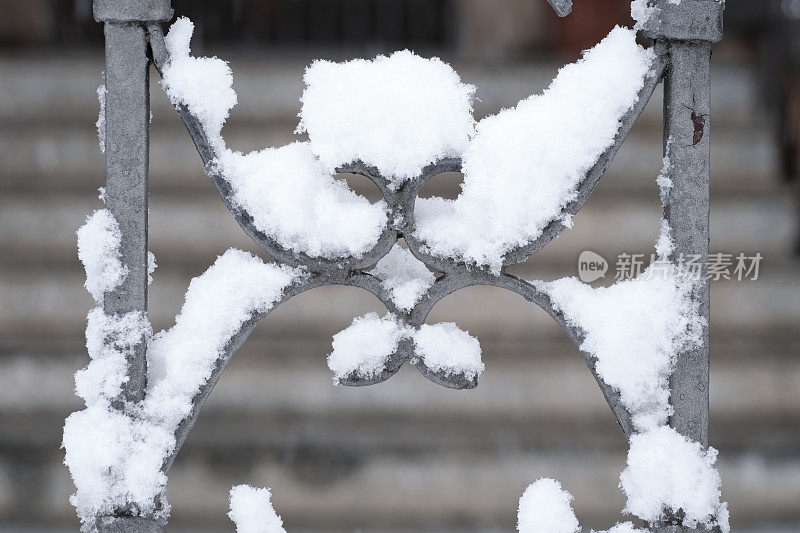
[644, 0, 722, 452]
[662, 41, 713, 450]
[96, 17, 151, 406]
[84, 0, 725, 530]
[93, 3, 172, 532]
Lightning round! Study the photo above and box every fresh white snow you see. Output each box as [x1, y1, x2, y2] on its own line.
[161, 18, 388, 260]
[592, 523, 645, 533]
[541, 262, 703, 432]
[630, 0, 657, 29]
[517, 478, 580, 533]
[65, 247, 302, 528]
[655, 146, 674, 258]
[228, 485, 286, 533]
[147, 251, 157, 285]
[144, 249, 304, 428]
[327, 313, 407, 383]
[96, 84, 106, 153]
[76, 209, 127, 303]
[620, 426, 730, 532]
[415, 27, 655, 273]
[213, 142, 388, 259]
[74, 308, 150, 408]
[413, 322, 484, 380]
[162, 20, 653, 269]
[63, 400, 170, 526]
[327, 317, 483, 382]
[373, 244, 436, 312]
[161, 17, 237, 144]
[298, 50, 475, 188]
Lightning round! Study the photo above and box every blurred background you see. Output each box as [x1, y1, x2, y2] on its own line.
[1, 0, 799, 531]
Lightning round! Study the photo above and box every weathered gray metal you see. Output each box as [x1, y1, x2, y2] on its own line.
[90, 0, 723, 530]
[660, 25, 715, 451]
[546, 0, 573, 18]
[95, 516, 165, 533]
[640, 0, 724, 43]
[94, 0, 173, 23]
[94, 1, 158, 529]
[652, 2, 719, 529]
[98, 21, 150, 407]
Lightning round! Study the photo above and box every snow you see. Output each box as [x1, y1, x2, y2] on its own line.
[327, 313, 407, 383]
[65, 248, 302, 528]
[161, 18, 388, 260]
[655, 147, 674, 258]
[161, 17, 237, 143]
[413, 322, 483, 380]
[148, 251, 157, 285]
[592, 523, 645, 533]
[373, 244, 436, 312]
[96, 83, 106, 153]
[415, 27, 655, 273]
[655, 219, 674, 259]
[620, 426, 729, 532]
[517, 478, 580, 533]
[76, 209, 127, 304]
[214, 142, 388, 259]
[298, 50, 475, 189]
[74, 308, 150, 407]
[144, 249, 304, 428]
[228, 485, 286, 533]
[542, 262, 703, 432]
[63, 403, 170, 526]
[327, 317, 483, 382]
[631, 0, 657, 29]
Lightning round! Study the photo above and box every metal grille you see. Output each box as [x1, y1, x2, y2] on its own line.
[90, 0, 724, 530]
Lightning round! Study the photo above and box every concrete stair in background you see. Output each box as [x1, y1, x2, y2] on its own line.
[0, 53, 798, 532]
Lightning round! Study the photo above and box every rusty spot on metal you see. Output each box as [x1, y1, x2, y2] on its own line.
[691, 110, 706, 145]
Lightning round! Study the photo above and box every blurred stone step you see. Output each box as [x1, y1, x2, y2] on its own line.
[0, 117, 780, 196]
[0, 192, 794, 270]
[0, 236, 797, 334]
[0, 53, 762, 127]
[2, 255, 798, 339]
[2, 336, 798, 434]
[0, 442, 797, 531]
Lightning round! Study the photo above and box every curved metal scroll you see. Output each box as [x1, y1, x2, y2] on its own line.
[147, 23, 666, 473]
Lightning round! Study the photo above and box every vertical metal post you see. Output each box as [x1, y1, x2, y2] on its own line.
[101, 21, 151, 406]
[644, 1, 723, 531]
[642, 0, 723, 448]
[93, 1, 172, 530]
[663, 40, 713, 447]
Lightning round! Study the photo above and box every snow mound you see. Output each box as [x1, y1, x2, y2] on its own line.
[161, 17, 236, 142]
[76, 209, 127, 303]
[145, 249, 305, 428]
[65, 248, 302, 528]
[298, 50, 475, 189]
[228, 485, 286, 533]
[620, 426, 729, 532]
[414, 322, 483, 380]
[517, 478, 580, 533]
[415, 27, 655, 272]
[215, 142, 388, 259]
[161, 18, 388, 260]
[541, 262, 703, 432]
[327, 313, 408, 383]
